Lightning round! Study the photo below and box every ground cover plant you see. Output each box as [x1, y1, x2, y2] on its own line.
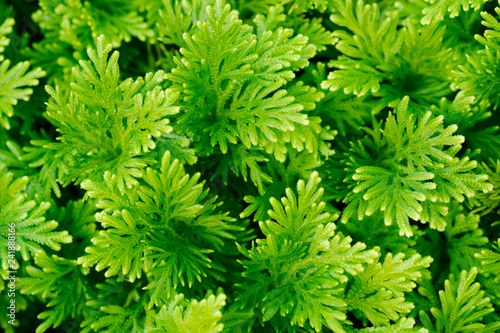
[1, 0, 500, 332]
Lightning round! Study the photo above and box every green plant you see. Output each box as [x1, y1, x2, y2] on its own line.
[1, 0, 500, 332]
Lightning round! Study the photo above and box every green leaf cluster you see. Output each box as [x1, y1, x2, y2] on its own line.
[0, 0, 499, 332]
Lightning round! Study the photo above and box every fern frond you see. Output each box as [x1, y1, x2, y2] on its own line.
[444, 204, 488, 274]
[323, 0, 453, 110]
[346, 252, 432, 325]
[45, 35, 180, 192]
[151, 293, 226, 333]
[453, 5, 500, 109]
[349, 317, 428, 332]
[0, 41, 45, 129]
[237, 171, 378, 332]
[78, 151, 237, 295]
[167, 0, 324, 159]
[0, 167, 71, 270]
[421, 0, 489, 25]
[419, 268, 500, 333]
[476, 238, 500, 283]
[18, 252, 88, 333]
[337, 97, 492, 236]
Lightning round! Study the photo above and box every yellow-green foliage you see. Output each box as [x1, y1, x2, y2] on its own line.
[1, 0, 500, 332]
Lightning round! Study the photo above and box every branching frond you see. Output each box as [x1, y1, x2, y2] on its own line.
[78, 151, 237, 297]
[419, 268, 500, 333]
[337, 97, 492, 236]
[0, 167, 71, 270]
[46, 35, 179, 192]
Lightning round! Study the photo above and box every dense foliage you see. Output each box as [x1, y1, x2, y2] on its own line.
[1, 0, 500, 332]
